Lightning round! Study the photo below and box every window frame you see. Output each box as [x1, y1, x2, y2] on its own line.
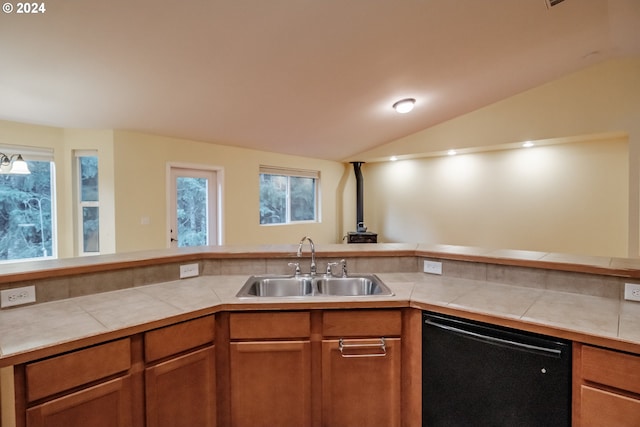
[0, 144, 57, 263]
[259, 165, 320, 226]
[74, 150, 100, 256]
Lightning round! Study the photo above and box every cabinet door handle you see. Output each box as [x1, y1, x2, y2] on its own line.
[338, 338, 386, 358]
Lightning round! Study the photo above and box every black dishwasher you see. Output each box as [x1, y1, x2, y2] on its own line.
[423, 311, 571, 427]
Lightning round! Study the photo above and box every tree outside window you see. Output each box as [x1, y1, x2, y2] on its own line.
[0, 160, 55, 261]
[259, 167, 318, 225]
[78, 155, 99, 254]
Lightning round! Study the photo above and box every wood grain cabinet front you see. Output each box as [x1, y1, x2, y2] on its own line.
[321, 310, 402, 427]
[574, 343, 640, 427]
[144, 315, 216, 427]
[228, 311, 311, 427]
[26, 376, 133, 427]
[18, 339, 133, 427]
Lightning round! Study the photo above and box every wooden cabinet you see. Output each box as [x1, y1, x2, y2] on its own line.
[20, 338, 133, 427]
[321, 310, 402, 427]
[26, 376, 133, 427]
[15, 315, 217, 427]
[144, 316, 216, 427]
[228, 312, 311, 427]
[574, 343, 640, 426]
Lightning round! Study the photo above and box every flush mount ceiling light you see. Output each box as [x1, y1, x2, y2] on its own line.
[522, 141, 534, 148]
[0, 152, 30, 174]
[392, 98, 416, 114]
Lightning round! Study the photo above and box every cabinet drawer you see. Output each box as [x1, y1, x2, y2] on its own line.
[26, 338, 131, 402]
[230, 312, 310, 339]
[581, 345, 640, 394]
[145, 315, 215, 363]
[323, 310, 401, 337]
[581, 385, 640, 426]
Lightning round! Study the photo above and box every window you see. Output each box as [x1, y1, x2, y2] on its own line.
[259, 166, 319, 225]
[75, 151, 99, 255]
[0, 146, 56, 262]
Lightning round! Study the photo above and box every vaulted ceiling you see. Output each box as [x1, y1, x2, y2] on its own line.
[1, 0, 639, 160]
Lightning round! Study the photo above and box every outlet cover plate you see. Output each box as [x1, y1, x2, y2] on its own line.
[180, 263, 199, 279]
[624, 283, 640, 302]
[424, 260, 443, 275]
[1, 285, 36, 308]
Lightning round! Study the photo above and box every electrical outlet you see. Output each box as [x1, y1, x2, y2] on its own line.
[624, 283, 640, 302]
[179, 263, 199, 279]
[1, 285, 36, 308]
[424, 260, 443, 275]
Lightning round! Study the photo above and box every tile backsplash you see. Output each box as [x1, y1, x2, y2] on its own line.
[0, 255, 626, 308]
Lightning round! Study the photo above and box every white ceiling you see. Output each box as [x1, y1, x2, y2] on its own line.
[1, 0, 639, 161]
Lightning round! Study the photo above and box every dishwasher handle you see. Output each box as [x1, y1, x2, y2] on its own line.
[424, 318, 563, 357]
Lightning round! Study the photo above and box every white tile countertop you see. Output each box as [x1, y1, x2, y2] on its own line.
[1, 272, 639, 366]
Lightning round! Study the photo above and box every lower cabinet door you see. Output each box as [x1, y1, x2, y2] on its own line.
[321, 338, 401, 427]
[145, 346, 216, 427]
[229, 340, 311, 427]
[581, 385, 640, 427]
[26, 375, 133, 427]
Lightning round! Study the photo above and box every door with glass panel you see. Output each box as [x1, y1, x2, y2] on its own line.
[168, 167, 219, 248]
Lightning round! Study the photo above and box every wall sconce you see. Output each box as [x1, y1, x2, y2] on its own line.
[0, 153, 31, 174]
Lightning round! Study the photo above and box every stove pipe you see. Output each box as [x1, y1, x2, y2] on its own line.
[351, 161, 367, 232]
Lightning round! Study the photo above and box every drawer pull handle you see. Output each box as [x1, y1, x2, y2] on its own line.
[338, 338, 386, 358]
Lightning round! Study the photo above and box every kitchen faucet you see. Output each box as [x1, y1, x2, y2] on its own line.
[297, 236, 316, 275]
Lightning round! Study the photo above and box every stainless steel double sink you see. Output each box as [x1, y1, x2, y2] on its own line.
[236, 274, 394, 298]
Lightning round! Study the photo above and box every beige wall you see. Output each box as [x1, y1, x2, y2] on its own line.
[362, 137, 628, 256]
[113, 131, 347, 251]
[0, 121, 117, 259]
[2, 58, 639, 258]
[350, 58, 640, 257]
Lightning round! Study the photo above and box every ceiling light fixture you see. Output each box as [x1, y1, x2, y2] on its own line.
[0, 152, 30, 174]
[447, 149, 457, 156]
[522, 141, 534, 148]
[392, 98, 416, 114]
[390, 156, 398, 162]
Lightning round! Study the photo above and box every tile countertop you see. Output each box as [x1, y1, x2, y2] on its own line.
[1, 272, 640, 367]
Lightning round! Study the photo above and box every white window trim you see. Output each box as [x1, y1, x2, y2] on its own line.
[259, 165, 321, 225]
[74, 150, 100, 256]
[165, 162, 225, 246]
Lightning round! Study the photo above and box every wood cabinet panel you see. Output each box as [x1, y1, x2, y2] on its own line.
[323, 310, 401, 337]
[229, 311, 310, 339]
[321, 338, 401, 427]
[145, 346, 216, 427]
[229, 341, 311, 427]
[26, 375, 132, 427]
[581, 385, 640, 427]
[145, 315, 215, 363]
[26, 339, 130, 402]
[581, 345, 640, 395]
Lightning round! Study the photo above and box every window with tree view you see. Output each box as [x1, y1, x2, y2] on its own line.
[0, 153, 55, 262]
[77, 154, 99, 254]
[260, 166, 319, 225]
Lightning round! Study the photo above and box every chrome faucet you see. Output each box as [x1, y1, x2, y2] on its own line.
[297, 236, 316, 275]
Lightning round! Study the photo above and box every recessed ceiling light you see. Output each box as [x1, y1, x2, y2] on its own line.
[523, 141, 534, 148]
[392, 98, 416, 114]
[447, 149, 457, 156]
[390, 156, 398, 161]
